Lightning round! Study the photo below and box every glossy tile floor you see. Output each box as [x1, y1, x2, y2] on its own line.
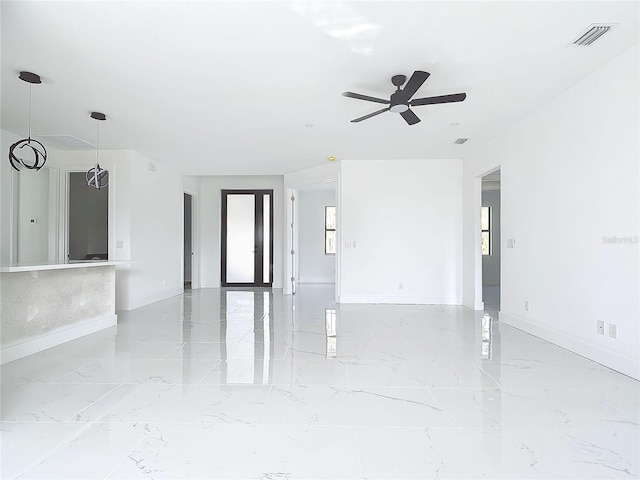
[1, 284, 638, 479]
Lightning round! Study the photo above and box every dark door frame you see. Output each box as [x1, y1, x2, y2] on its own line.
[221, 189, 274, 287]
[183, 192, 193, 289]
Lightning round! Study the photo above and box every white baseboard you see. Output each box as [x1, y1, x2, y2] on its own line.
[499, 311, 639, 380]
[299, 276, 335, 284]
[338, 295, 461, 305]
[124, 287, 184, 311]
[1, 314, 117, 365]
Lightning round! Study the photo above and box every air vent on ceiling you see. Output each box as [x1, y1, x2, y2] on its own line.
[573, 24, 616, 46]
[454, 138, 468, 144]
[37, 134, 94, 150]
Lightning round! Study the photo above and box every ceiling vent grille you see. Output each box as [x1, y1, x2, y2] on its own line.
[454, 138, 468, 144]
[573, 24, 616, 46]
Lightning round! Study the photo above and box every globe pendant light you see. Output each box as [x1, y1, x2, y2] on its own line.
[87, 112, 109, 190]
[8, 71, 48, 171]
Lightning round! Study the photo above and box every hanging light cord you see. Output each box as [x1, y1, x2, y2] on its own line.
[95, 118, 100, 166]
[27, 84, 32, 141]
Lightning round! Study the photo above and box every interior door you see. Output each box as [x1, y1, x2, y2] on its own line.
[221, 190, 273, 287]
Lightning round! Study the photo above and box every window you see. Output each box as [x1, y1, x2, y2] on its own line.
[481, 206, 491, 255]
[325, 206, 336, 255]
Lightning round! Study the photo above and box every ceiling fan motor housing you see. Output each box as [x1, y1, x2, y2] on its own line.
[389, 91, 409, 113]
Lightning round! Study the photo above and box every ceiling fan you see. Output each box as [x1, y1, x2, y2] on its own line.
[342, 71, 466, 125]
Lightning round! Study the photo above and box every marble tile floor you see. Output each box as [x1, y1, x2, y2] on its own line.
[1, 284, 638, 479]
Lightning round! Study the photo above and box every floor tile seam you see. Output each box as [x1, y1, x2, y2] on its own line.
[252, 421, 464, 428]
[62, 383, 124, 422]
[266, 384, 499, 393]
[3, 421, 565, 430]
[47, 357, 101, 383]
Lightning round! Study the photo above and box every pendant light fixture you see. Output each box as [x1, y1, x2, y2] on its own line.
[8, 71, 48, 171]
[86, 112, 109, 190]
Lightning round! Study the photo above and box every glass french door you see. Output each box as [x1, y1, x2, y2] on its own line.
[221, 190, 273, 287]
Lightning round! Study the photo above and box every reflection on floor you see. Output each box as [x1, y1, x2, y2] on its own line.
[1, 284, 638, 479]
[483, 284, 500, 316]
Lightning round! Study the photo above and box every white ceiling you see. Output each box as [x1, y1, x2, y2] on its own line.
[2, 1, 638, 175]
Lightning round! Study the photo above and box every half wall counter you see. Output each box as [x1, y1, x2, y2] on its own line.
[0, 261, 117, 364]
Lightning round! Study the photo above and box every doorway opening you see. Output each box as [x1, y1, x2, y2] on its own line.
[67, 171, 108, 262]
[221, 189, 273, 287]
[481, 169, 501, 315]
[296, 184, 337, 286]
[184, 192, 193, 290]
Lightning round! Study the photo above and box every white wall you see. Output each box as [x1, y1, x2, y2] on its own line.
[16, 169, 50, 263]
[126, 152, 183, 309]
[1, 129, 61, 265]
[481, 188, 500, 286]
[197, 175, 284, 288]
[14, 147, 185, 311]
[462, 45, 639, 379]
[339, 159, 463, 304]
[298, 188, 336, 283]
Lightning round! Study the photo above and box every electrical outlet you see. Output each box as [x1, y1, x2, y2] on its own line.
[609, 323, 618, 339]
[597, 320, 605, 335]
[398, 282, 403, 290]
[524, 300, 529, 312]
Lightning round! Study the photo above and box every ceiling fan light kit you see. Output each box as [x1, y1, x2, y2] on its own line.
[8, 71, 48, 171]
[342, 70, 467, 125]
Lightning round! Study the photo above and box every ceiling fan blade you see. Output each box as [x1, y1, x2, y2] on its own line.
[342, 92, 390, 104]
[351, 107, 389, 123]
[410, 93, 467, 106]
[400, 71, 430, 100]
[400, 109, 421, 125]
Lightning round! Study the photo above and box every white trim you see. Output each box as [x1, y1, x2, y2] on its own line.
[338, 295, 462, 305]
[299, 276, 335, 284]
[123, 286, 183, 311]
[474, 301, 485, 310]
[0, 313, 117, 365]
[500, 311, 639, 380]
